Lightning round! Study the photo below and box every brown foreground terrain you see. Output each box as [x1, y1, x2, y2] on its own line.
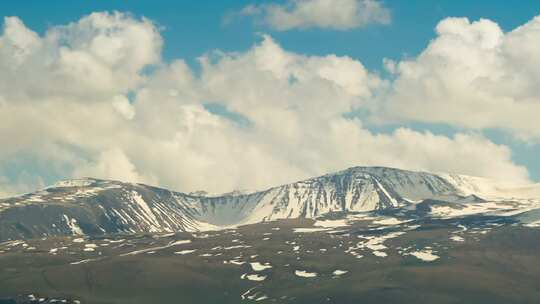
[1, 217, 540, 304]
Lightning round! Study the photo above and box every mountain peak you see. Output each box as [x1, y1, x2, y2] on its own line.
[51, 178, 98, 188]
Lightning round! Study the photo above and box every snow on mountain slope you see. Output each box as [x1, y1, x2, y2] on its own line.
[0, 178, 220, 240]
[236, 169, 404, 225]
[343, 167, 459, 201]
[440, 173, 540, 199]
[52, 179, 96, 188]
[197, 167, 423, 226]
[518, 208, 540, 227]
[0, 166, 539, 241]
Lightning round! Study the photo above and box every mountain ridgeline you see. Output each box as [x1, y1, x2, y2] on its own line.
[0, 166, 530, 241]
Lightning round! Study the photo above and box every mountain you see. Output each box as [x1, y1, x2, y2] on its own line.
[1, 166, 539, 241]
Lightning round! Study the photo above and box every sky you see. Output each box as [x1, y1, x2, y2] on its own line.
[1, 0, 539, 196]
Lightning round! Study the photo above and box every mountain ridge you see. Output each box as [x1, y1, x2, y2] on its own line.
[38, 165, 540, 200]
[1, 166, 539, 242]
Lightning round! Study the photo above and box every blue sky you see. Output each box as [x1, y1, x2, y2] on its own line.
[1, 1, 539, 195]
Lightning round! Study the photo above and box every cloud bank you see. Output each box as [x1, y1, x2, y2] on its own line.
[0, 12, 536, 197]
[380, 16, 540, 141]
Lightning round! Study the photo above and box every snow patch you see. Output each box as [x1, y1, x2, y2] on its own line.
[241, 273, 267, 281]
[450, 235, 465, 242]
[293, 227, 330, 233]
[373, 217, 412, 226]
[130, 191, 160, 232]
[408, 249, 440, 262]
[314, 219, 349, 228]
[53, 179, 94, 188]
[295, 270, 318, 278]
[175, 249, 197, 255]
[171, 240, 192, 246]
[250, 262, 272, 272]
[332, 270, 348, 276]
[524, 220, 540, 228]
[63, 215, 84, 235]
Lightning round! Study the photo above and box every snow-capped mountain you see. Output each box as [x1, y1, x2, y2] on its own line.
[0, 166, 539, 241]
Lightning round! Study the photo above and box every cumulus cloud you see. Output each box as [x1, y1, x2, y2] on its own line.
[0, 13, 532, 198]
[0, 12, 161, 103]
[112, 95, 136, 120]
[234, 0, 391, 31]
[195, 36, 526, 182]
[74, 148, 156, 184]
[378, 16, 540, 141]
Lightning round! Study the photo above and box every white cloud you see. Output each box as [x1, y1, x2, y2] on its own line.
[236, 0, 390, 31]
[0, 13, 532, 198]
[0, 173, 45, 198]
[0, 12, 162, 102]
[378, 16, 540, 141]
[112, 95, 136, 120]
[75, 148, 156, 184]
